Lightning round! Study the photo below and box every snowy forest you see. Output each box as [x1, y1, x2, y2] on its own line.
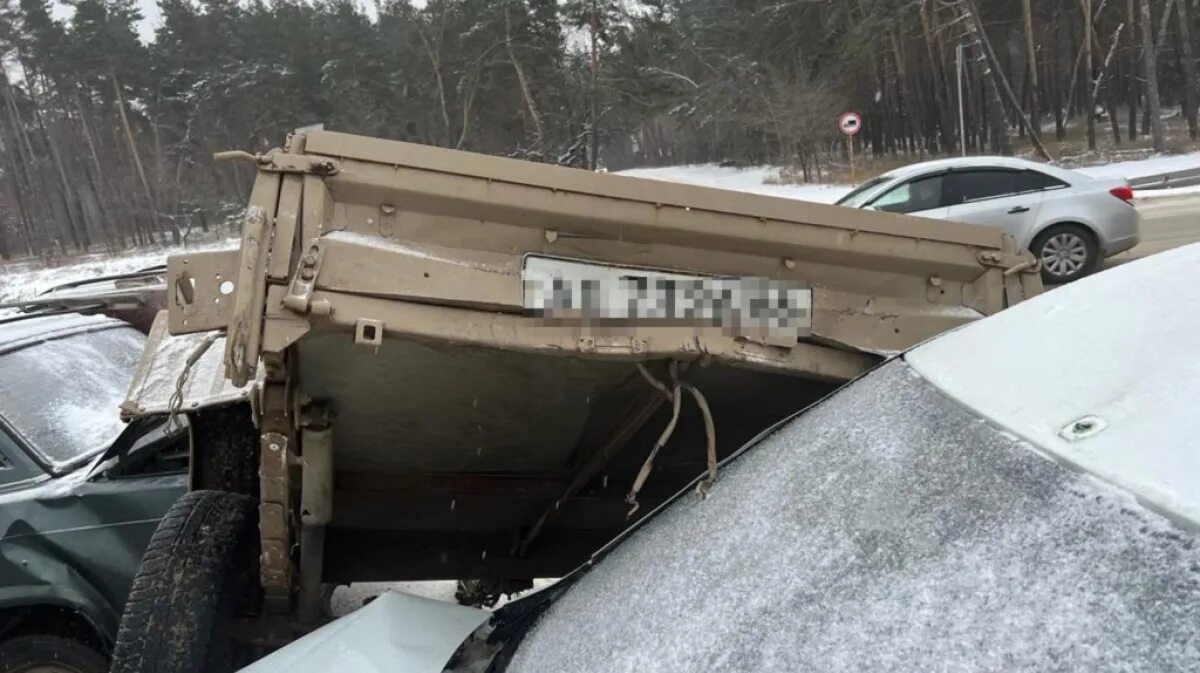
[1, 0, 1198, 259]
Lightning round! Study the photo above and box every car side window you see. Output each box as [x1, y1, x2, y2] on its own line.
[1019, 170, 1069, 192]
[944, 169, 1025, 205]
[0, 425, 39, 487]
[869, 173, 946, 214]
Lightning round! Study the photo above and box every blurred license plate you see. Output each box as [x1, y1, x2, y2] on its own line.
[521, 256, 811, 337]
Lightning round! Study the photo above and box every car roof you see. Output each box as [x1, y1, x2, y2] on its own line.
[907, 242, 1200, 529]
[0, 312, 128, 355]
[880, 155, 1084, 183]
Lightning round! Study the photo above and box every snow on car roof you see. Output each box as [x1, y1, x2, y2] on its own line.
[907, 242, 1200, 529]
[879, 155, 1085, 184]
[0, 312, 125, 354]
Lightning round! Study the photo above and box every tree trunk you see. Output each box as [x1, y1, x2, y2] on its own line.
[1127, 0, 1140, 139]
[587, 0, 600, 170]
[1140, 0, 1167, 151]
[964, 0, 1050, 158]
[1090, 24, 1126, 144]
[920, 1, 954, 153]
[1083, 0, 1097, 150]
[416, 26, 452, 148]
[112, 68, 167, 238]
[1177, 0, 1198, 138]
[1051, 10, 1067, 140]
[1022, 0, 1041, 132]
[504, 5, 544, 144]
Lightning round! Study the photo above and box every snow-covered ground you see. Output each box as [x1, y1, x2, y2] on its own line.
[0, 238, 238, 307]
[618, 165, 853, 204]
[1075, 150, 1200, 180]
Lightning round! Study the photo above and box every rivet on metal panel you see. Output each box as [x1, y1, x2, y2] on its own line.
[545, 229, 559, 243]
[783, 258, 796, 270]
[355, 319, 384, 352]
[929, 275, 943, 287]
[631, 338, 647, 354]
[1060, 415, 1108, 441]
[379, 204, 398, 237]
[578, 337, 595, 353]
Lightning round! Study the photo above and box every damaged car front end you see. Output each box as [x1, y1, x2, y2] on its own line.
[0, 311, 188, 672]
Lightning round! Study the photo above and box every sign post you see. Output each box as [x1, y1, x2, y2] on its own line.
[838, 112, 863, 182]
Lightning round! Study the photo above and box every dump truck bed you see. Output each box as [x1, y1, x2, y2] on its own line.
[146, 130, 1040, 612]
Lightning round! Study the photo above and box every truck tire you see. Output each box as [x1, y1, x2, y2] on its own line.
[110, 490, 258, 673]
[0, 635, 106, 673]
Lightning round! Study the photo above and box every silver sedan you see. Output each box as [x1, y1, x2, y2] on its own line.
[837, 156, 1141, 283]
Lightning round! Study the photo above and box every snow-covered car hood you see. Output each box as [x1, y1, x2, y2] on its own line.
[239, 591, 488, 673]
[907, 242, 1200, 529]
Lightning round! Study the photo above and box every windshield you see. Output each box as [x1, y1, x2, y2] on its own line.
[0, 326, 144, 469]
[834, 175, 890, 207]
[504, 360, 1200, 673]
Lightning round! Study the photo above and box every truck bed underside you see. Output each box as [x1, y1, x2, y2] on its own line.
[299, 332, 836, 581]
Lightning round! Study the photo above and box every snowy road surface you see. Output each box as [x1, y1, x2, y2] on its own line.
[1110, 193, 1200, 266]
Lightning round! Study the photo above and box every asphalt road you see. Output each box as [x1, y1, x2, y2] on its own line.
[1106, 194, 1200, 267]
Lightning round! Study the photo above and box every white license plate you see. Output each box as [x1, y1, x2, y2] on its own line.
[521, 256, 812, 337]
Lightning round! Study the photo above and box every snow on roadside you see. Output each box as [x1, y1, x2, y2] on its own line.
[617, 165, 852, 204]
[1075, 150, 1200, 180]
[1133, 184, 1200, 200]
[0, 238, 237, 306]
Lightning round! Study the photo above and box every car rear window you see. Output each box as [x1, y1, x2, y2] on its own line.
[0, 326, 145, 469]
[505, 360, 1200, 673]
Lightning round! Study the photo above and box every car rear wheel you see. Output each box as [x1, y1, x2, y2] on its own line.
[110, 490, 258, 673]
[0, 635, 106, 673]
[1032, 224, 1097, 284]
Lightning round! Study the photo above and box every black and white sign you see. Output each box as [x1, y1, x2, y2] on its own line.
[838, 112, 862, 136]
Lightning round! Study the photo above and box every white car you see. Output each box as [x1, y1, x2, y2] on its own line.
[243, 243, 1200, 673]
[837, 156, 1141, 284]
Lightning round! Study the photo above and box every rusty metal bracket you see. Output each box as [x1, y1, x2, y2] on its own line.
[214, 149, 340, 176]
[283, 243, 325, 315]
[977, 248, 1042, 308]
[167, 249, 240, 334]
[976, 250, 1032, 271]
[259, 430, 293, 613]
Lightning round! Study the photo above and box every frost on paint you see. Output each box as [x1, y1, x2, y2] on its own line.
[507, 361, 1200, 673]
[0, 320, 144, 467]
[908, 242, 1200, 529]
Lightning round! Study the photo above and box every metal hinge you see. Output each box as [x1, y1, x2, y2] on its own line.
[977, 250, 1040, 276]
[213, 149, 340, 176]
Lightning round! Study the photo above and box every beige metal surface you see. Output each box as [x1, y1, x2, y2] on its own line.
[163, 130, 1040, 597]
[121, 311, 252, 419]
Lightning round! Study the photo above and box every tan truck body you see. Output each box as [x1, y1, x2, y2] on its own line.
[132, 130, 1040, 620]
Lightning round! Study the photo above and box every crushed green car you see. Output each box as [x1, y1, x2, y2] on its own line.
[0, 309, 187, 672]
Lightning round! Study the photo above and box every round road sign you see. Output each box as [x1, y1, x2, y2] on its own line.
[839, 112, 862, 136]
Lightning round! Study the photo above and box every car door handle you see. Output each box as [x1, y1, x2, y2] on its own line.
[1008, 206, 1030, 214]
